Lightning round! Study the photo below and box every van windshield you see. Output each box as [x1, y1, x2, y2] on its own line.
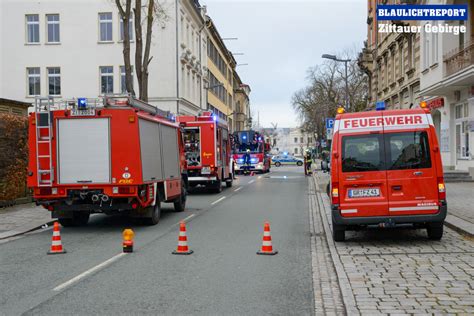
[342, 135, 384, 172]
[341, 131, 432, 172]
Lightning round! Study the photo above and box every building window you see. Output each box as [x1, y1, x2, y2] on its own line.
[120, 66, 133, 93]
[27, 67, 41, 96]
[46, 14, 60, 43]
[47, 67, 61, 95]
[432, 31, 438, 64]
[120, 14, 133, 41]
[100, 66, 114, 94]
[294, 148, 298, 154]
[99, 13, 113, 42]
[423, 28, 430, 69]
[294, 137, 298, 143]
[398, 41, 404, 76]
[26, 14, 40, 43]
[308, 137, 312, 144]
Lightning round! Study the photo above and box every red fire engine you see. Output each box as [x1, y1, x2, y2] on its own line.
[177, 112, 233, 193]
[232, 130, 271, 174]
[27, 96, 188, 226]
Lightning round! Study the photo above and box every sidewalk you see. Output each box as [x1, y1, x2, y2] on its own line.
[0, 203, 52, 239]
[445, 182, 474, 237]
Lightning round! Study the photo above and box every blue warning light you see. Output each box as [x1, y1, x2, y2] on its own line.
[376, 101, 385, 111]
[78, 98, 87, 108]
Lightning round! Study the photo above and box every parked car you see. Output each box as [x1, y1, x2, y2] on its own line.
[272, 155, 304, 167]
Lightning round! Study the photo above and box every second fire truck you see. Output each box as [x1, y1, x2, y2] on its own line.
[177, 112, 233, 193]
[232, 130, 271, 174]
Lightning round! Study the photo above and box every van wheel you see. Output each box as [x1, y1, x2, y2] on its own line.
[332, 221, 345, 242]
[173, 182, 187, 212]
[427, 223, 443, 240]
[144, 202, 161, 225]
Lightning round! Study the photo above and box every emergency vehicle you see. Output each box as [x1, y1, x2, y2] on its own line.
[177, 111, 233, 193]
[27, 96, 188, 226]
[232, 130, 271, 174]
[329, 102, 447, 241]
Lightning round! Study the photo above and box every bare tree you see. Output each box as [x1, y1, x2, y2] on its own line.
[115, 0, 168, 101]
[292, 49, 368, 140]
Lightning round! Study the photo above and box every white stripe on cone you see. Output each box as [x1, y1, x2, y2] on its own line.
[179, 231, 186, 236]
[262, 241, 272, 246]
[52, 240, 63, 246]
[53, 231, 60, 236]
[178, 241, 188, 246]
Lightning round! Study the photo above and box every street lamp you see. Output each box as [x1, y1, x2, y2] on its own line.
[322, 54, 351, 109]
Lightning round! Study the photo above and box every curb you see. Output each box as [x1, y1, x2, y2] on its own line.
[0, 220, 55, 240]
[444, 214, 474, 238]
[311, 175, 359, 315]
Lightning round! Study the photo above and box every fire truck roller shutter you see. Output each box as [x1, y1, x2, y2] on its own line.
[139, 119, 164, 182]
[160, 124, 180, 179]
[57, 118, 111, 184]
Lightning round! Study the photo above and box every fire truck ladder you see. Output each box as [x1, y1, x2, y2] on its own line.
[103, 95, 174, 122]
[35, 97, 55, 187]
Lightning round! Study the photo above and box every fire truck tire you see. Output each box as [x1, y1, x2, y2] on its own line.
[144, 203, 161, 225]
[173, 183, 187, 212]
[58, 212, 90, 227]
[426, 223, 443, 240]
[212, 181, 222, 193]
[226, 178, 233, 188]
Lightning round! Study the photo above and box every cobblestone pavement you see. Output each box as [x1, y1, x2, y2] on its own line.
[0, 203, 51, 239]
[313, 173, 474, 315]
[446, 182, 474, 224]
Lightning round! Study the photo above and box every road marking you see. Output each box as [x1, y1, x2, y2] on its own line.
[182, 214, 196, 222]
[234, 187, 242, 192]
[53, 252, 127, 292]
[248, 180, 255, 184]
[211, 196, 226, 205]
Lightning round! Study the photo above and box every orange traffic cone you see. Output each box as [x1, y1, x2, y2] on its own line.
[172, 221, 193, 255]
[250, 171, 255, 176]
[47, 222, 66, 255]
[257, 221, 278, 255]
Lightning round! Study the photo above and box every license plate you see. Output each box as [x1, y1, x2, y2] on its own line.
[201, 167, 211, 175]
[70, 108, 95, 116]
[348, 188, 380, 198]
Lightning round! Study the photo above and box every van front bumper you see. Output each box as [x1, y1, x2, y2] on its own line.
[332, 202, 447, 226]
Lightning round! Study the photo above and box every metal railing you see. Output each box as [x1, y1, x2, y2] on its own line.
[444, 40, 474, 77]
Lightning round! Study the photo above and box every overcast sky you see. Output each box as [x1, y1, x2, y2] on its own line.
[202, 0, 366, 128]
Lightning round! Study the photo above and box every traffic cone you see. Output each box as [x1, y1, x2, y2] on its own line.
[250, 171, 255, 176]
[47, 222, 66, 255]
[257, 221, 278, 255]
[172, 221, 193, 255]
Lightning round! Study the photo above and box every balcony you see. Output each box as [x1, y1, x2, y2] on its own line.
[444, 41, 474, 77]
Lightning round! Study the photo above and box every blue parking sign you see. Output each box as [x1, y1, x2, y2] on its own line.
[326, 118, 335, 129]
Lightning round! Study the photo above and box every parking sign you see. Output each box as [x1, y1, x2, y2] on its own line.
[326, 118, 335, 129]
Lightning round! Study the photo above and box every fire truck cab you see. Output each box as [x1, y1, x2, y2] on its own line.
[330, 103, 447, 241]
[177, 112, 233, 193]
[27, 96, 188, 226]
[232, 130, 271, 174]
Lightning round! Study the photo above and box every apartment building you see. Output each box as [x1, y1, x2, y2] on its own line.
[420, 0, 474, 172]
[358, 0, 422, 110]
[0, 0, 208, 115]
[233, 71, 251, 132]
[206, 16, 236, 129]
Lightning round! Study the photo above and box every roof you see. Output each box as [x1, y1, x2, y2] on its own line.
[0, 98, 32, 109]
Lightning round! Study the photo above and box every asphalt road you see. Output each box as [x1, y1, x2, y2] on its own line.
[0, 166, 314, 315]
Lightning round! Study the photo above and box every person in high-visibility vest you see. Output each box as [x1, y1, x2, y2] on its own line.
[305, 149, 313, 176]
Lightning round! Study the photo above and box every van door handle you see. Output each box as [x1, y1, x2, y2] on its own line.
[413, 171, 423, 176]
[392, 185, 402, 191]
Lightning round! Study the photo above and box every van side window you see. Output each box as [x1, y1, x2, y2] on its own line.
[342, 135, 384, 172]
[386, 131, 431, 170]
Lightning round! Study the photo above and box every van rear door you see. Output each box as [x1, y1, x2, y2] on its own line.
[384, 122, 439, 216]
[337, 112, 389, 217]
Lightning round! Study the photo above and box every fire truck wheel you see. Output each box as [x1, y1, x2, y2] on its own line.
[226, 178, 233, 188]
[58, 212, 90, 227]
[212, 181, 222, 193]
[173, 183, 187, 212]
[144, 203, 161, 225]
[426, 223, 444, 240]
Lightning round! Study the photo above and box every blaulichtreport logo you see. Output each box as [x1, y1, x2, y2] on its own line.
[377, 4, 468, 21]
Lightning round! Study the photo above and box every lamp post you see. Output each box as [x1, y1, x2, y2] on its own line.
[322, 54, 351, 109]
